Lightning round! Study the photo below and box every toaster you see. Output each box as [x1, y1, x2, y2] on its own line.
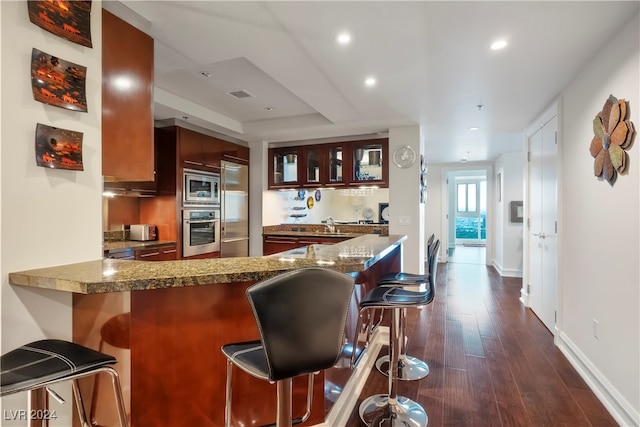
[129, 224, 157, 241]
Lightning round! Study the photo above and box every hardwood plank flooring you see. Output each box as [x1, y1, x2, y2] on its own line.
[342, 262, 618, 427]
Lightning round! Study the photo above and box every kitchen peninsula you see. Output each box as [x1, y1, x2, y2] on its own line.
[9, 234, 405, 427]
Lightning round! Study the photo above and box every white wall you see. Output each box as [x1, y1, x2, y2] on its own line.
[389, 126, 424, 274]
[424, 164, 442, 260]
[1, 2, 103, 425]
[249, 141, 267, 255]
[494, 152, 524, 276]
[558, 12, 639, 425]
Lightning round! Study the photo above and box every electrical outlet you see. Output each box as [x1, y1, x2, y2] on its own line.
[593, 319, 599, 339]
[399, 215, 411, 226]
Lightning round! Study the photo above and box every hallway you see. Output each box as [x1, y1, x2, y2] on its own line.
[342, 262, 617, 426]
[447, 245, 486, 265]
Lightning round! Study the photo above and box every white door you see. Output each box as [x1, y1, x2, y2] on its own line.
[528, 116, 558, 333]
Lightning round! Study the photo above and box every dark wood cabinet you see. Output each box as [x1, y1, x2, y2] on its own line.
[262, 235, 349, 255]
[268, 147, 302, 189]
[158, 245, 178, 261]
[267, 139, 388, 190]
[220, 140, 250, 164]
[263, 236, 300, 255]
[134, 245, 177, 261]
[348, 139, 388, 187]
[102, 10, 154, 182]
[179, 128, 221, 172]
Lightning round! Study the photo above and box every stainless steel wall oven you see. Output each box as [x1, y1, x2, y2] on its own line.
[182, 209, 220, 258]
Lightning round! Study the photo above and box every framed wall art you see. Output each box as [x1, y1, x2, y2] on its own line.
[27, 1, 93, 48]
[35, 123, 83, 171]
[31, 48, 87, 112]
[510, 201, 523, 223]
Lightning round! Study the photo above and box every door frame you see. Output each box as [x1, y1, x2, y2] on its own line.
[522, 100, 563, 339]
[440, 164, 494, 265]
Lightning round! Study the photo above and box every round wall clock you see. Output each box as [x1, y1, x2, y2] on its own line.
[393, 145, 416, 168]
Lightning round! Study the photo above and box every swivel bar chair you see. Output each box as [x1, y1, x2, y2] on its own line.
[221, 267, 355, 427]
[356, 286, 433, 426]
[373, 239, 440, 381]
[1, 339, 128, 427]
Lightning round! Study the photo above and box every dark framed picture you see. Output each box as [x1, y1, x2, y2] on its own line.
[31, 48, 87, 112]
[27, 1, 93, 48]
[510, 201, 524, 223]
[35, 123, 83, 171]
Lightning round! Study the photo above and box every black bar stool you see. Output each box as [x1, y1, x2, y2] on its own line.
[221, 267, 355, 427]
[356, 286, 433, 426]
[370, 239, 440, 381]
[1, 339, 128, 427]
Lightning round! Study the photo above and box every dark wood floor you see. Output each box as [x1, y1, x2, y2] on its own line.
[342, 261, 618, 427]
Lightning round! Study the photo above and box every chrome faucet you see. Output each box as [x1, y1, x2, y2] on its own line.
[325, 216, 335, 233]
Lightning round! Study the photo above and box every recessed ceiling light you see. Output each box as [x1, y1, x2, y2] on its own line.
[365, 77, 377, 87]
[490, 40, 508, 50]
[469, 127, 479, 131]
[265, 106, 275, 111]
[200, 71, 212, 77]
[336, 32, 351, 45]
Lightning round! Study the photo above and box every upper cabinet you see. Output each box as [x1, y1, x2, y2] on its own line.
[269, 147, 302, 189]
[349, 139, 388, 187]
[268, 139, 388, 190]
[102, 10, 154, 182]
[155, 125, 250, 195]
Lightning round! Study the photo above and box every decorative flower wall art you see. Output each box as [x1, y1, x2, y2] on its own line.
[27, 1, 93, 48]
[590, 95, 635, 185]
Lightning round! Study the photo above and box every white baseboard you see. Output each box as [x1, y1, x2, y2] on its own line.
[557, 331, 639, 427]
[313, 327, 389, 427]
[492, 260, 523, 278]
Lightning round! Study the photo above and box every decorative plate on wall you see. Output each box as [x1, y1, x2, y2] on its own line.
[393, 145, 416, 168]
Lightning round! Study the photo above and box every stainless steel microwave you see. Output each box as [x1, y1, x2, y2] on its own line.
[183, 169, 220, 207]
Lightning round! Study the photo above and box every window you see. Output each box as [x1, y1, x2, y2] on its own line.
[457, 183, 477, 213]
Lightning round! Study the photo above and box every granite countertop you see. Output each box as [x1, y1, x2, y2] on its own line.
[263, 231, 364, 238]
[103, 240, 177, 254]
[9, 234, 406, 294]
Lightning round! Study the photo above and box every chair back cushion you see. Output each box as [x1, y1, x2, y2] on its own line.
[246, 268, 355, 381]
[427, 240, 441, 303]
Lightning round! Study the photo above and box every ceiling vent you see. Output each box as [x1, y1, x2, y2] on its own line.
[228, 90, 254, 99]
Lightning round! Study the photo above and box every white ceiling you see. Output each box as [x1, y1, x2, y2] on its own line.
[114, 1, 639, 164]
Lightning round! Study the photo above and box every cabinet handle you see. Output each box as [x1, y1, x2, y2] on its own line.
[223, 154, 247, 162]
[162, 249, 177, 254]
[265, 239, 297, 244]
[139, 252, 160, 258]
[184, 160, 204, 166]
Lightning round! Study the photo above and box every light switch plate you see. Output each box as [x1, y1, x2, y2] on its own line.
[399, 215, 411, 225]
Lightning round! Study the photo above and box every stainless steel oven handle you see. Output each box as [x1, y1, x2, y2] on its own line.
[184, 219, 218, 224]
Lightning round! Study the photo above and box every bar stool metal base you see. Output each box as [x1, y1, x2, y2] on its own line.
[375, 354, 430, 381]
[359, 394, 428, 427]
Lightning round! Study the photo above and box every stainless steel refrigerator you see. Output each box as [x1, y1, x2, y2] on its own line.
[220, 160, 249, 257]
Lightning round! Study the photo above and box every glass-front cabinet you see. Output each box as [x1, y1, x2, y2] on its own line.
[302, 146, 322, 187]
[269, 147, 301, 188]
[268, 139, 388, 189]
[327, 143, 347, 187]
[350, 139, 388, 186]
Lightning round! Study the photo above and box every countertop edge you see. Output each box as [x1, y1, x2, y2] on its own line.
[10, 234, 406, 294]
